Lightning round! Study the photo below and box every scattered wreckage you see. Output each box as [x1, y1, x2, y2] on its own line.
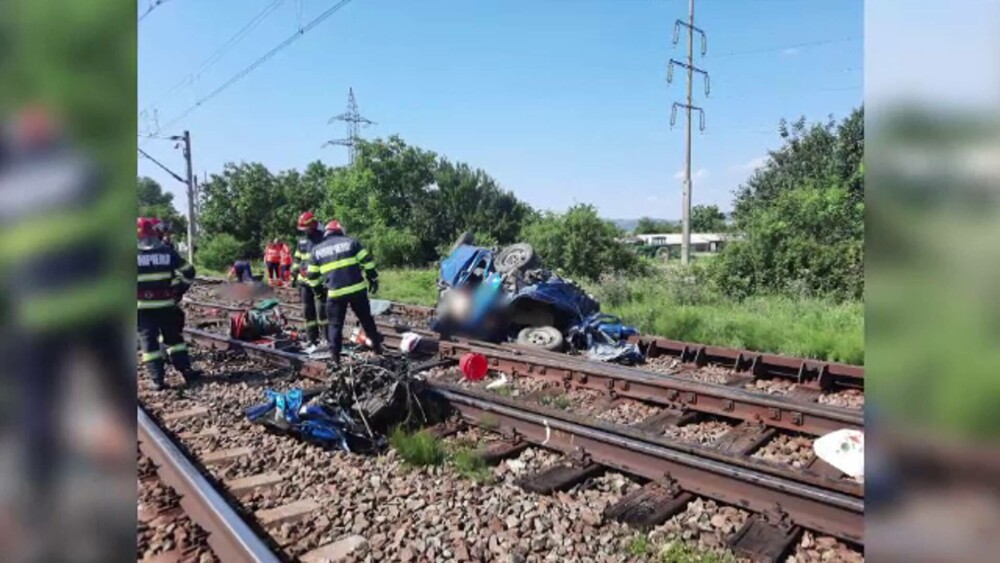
[431, 233, 643, 364]
[245, 356, 449, 453]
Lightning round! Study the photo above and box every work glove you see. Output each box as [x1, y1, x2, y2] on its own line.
[290, 276, 299, 288]
[368, 278, 379, 295]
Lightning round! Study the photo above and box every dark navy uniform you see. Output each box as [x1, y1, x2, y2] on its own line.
[138, 237, 197, 387]
[307, 233, 382, 361]
[292, 228, 328, 344]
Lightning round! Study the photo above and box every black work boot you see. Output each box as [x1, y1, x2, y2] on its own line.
[149, 378, 168, 391]
[181, 368, 202, 385]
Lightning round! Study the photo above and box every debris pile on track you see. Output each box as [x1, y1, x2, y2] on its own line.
[246, 355, 445, 453]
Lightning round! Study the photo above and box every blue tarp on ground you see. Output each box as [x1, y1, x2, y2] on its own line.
[245, 388, 355, 452]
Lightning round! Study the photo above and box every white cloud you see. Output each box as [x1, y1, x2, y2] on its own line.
[782, 47, 800, 56]
[673, 168, 709, 181]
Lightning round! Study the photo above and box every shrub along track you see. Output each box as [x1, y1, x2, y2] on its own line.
[167, 324, 863, 562]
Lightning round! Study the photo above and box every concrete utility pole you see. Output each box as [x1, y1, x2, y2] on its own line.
[667, 0, 710, 265]
[323, 88, 375, 165]
[182, 130, 196, 263]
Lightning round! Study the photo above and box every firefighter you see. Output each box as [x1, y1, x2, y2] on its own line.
[264, 238, 281, 285]
[291, 211, 328, 350]
[307, 220, 383, 363]
[138, 217, 201, 390]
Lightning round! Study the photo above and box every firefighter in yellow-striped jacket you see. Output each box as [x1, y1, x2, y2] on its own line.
[307, 220, 383, 364]
[137, 217, 200, 390]
[291, 211, 328, 350]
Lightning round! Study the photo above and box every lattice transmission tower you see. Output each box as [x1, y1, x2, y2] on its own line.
[323, 88, 374, 165]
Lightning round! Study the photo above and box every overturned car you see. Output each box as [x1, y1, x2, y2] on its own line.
[431, 233, 642, 363]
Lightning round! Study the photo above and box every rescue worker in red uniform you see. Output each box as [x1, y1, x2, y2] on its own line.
[291, 211, 328, 350]
[264, 239, 282, 285]
[279, 241, 293, 282]
[138, 217, 200, 390]
[307, 220, 383, 363]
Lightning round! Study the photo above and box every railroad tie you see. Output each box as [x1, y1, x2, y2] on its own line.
[225, 472, 285, 498]
[300, 535, 368, 563]
[804, 455, 844, 480]
[634, 408, 701, 433]
[518, 461, 604, 494]
[713, 421, 776, 456]
[603, 480, 694, 530]
[162, 406, 209, 422]
[727, 511, 802, 563]
[426, 421, 463, 440]
[255, 498, 320, 527]
[476, 439, 529, 465]
[177, 427, 221, 441]
[201, 447, 253, 466]
[785, 386, 823, 404]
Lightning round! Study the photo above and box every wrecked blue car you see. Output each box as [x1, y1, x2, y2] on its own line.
[431, 234, 642, 363]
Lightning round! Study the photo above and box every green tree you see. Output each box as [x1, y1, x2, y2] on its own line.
[690, 204, 727, 233]
[634, 217, 679, 234]
[198, 162, 283, 259]
[523, 204, 640, 280]
[712, 107, 864, 300]
[137, 176, 187, 237]
[427, 159, 533, 252]
[320, 137, 535, 267]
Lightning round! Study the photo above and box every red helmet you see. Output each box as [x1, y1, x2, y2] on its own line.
[297, 211, 318, 231]
[137, 217, 157, 238]
[324, 220, 344, 235]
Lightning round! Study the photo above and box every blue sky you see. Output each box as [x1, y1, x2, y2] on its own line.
[138, 0, 862, 220]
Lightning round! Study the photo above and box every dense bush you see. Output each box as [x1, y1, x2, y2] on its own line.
[710, 108, 864, 300]
[522, 204, 642, 280]
[197, 234, 243, 273]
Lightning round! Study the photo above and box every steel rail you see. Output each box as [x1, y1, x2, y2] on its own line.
[183, 290, 863, 393]
[379, 326, 862, 437]
[181, 302, 861, 437]
[137, 405, 280, 562]
[435, 384, 863, 543]
[180, 328, 863, 542]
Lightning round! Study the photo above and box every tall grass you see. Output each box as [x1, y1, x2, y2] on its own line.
[378, 269, 439, 306]
[592, 269, 863, 364]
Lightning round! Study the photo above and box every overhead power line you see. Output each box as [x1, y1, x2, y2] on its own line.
[141, 0, 286, 116]
[157, 0, 356, 132]
[139, 0, 178, 23]
[138, 147, 185, 184]
[710, 36, 861, 59]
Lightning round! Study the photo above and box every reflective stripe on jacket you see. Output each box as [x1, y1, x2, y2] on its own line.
[291, 230, 323, 282]
[138, 238, 195, 309]
[307, 234, 377, 298]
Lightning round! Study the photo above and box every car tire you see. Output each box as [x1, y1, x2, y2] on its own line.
[449, 231, 475, 255]
[495, 243, 539, 274]
[517, 325, 564, 352]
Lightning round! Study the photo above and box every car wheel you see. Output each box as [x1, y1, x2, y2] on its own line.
[517, 325, 564, 352]
[495, 243, 538, 274]
[449, 231, 475, 255]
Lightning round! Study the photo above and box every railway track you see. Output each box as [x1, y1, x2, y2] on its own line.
[183, 298, 862, 438]
[183, 284, 863, 396]
[138, 403, 280, 562]
[172, 326, 863, 560]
